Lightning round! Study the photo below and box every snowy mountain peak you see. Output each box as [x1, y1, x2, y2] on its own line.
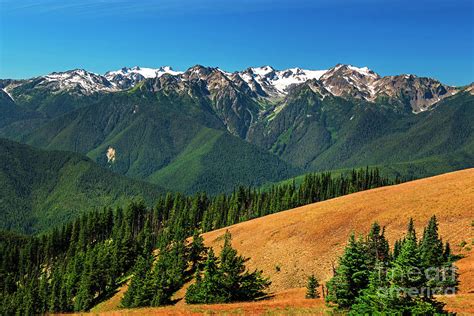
[46, 69, 89, 78]
[320, 64, 381, 99]
[237, 66, 327, 96]
[322, 64, 379, 79]
[347, 65, 379, 79]
[249, 66, 275, 77]
[104, 66, 183, 88]
[182, 65, 221, 81]
[41, 69, 116, 94]
[105, 66, 182, 79]
[8, 64, 458, 114]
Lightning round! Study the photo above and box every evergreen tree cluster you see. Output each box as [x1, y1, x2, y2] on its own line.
[120, 227, 201, 308]
[1, 201, 157, 314]
[326, 217, 459, 314]
[0, 167, 394, 314]
[185, 231, 271, 304]
[121, 230, 270, 308]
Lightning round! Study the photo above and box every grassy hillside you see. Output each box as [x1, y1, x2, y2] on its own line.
[0, 138, 164, 234]
[202, 169, 474, 292]
[94, 168, 474, 315]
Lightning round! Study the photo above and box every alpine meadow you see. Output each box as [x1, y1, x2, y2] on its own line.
[0, 0, 473, 315]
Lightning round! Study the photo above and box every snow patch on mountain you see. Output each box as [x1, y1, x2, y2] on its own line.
[42, 69, 117, 94]
[2, 88, 14, 101]
[105, 66, 182, 79]
[251, 66, 275, 77]
[237, 66, 328, 96]
[347, 65, 379, 79]
[272, 68, 327, 92]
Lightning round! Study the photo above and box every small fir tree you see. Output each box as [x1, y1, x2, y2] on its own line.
[306, 274, 320, 299]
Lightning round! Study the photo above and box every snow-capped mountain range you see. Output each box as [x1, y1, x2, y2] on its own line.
[104, 66, 182, 89]
[101, 65, 329, 96]
[2, 64, 461, 113]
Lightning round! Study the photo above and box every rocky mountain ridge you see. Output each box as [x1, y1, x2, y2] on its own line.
[1, 64, 460, 114]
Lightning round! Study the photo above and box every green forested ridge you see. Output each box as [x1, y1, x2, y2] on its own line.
[148, 128, 296, 194]
[326, 218, 459, 314]
[250, 88, 473, 173]
[21, 88, 298, 194]
[0, 167, 395, 314]
[0, 138, 164, 234]
[0, 80, 105, 140]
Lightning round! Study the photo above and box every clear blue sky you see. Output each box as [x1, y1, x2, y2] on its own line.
[0, 0, 473, 85]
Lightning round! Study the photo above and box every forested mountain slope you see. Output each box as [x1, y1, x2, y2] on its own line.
[22, 86, 298, 194]
[0, 138, 164, 234]
[250, 89, 474, 171]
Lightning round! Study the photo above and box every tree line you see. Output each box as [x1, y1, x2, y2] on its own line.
[0, 167, 397, 314]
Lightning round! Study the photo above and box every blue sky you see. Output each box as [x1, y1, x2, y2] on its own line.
[0, 0, 473, 85]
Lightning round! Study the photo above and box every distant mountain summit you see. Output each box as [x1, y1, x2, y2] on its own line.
[104, 66, 182, 89]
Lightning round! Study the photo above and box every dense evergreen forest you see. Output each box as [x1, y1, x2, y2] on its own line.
[0, 137, 165, 234]
[326, 217, 459, 314]
[0, 168, 397, 314]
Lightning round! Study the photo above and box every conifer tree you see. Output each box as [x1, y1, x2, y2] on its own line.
[306, 274, 320, 299]
[48, 268, 62, 312]
[74, 267, 93, 311]
[393, 239, 402, 259]
[419, 215, 444, 268]
[219, 231, 270, 301]
[443, 242, 451, 262]
[38, 275, 49, 314]
[366, 222, 390, 263]
[389, 220, 425, 292]
[150, 238, 187, 306]
[326, 234, 370, 308]
[406, 218, 417, 243]
[350, 260, 393, 314]
[188, 230, 206, 272]
[185, 248, 227, 304]
[121, 254, 153, 308]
